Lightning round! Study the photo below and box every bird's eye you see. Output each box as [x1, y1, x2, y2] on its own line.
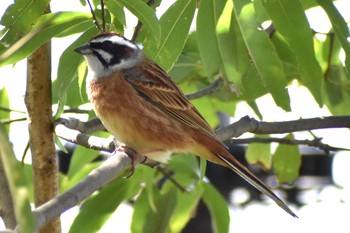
[101, 40, 113, 49]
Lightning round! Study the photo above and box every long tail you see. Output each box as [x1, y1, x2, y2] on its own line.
[197, 135, 298, 217]
[217, 150, 297, 217]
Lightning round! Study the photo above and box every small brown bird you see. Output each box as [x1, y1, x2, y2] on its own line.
[75, 32, 296, 217]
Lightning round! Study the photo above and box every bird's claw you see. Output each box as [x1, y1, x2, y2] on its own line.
[115, 146, 141, 178]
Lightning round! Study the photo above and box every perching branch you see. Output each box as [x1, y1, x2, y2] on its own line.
[33, 150, 143, 231]
[55, 115, 350, 154]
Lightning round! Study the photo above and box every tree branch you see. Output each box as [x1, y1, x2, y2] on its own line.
[33, 150, 142, 231]
[0, 157, 16, 229]
[216, 115, 350, 141]
[186, 77, 223, 100]
[56, 117, 105, 134]
[228, 137, 348, 154]
[55, 122, 113, 152]
[56, 115, 350, 153]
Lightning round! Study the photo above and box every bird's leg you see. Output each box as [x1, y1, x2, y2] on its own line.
[114, 145, 143, 177]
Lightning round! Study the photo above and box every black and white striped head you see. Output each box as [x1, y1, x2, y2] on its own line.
[75, 33, 141, 79]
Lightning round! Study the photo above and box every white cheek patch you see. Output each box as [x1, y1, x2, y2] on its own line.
[84, 54, 113, 80]
[96, 49, 113, 63]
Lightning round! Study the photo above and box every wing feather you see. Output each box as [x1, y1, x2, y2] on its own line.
[123, 58, 218, 140]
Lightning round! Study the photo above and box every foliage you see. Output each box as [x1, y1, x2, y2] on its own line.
[0, 0, 349, 232]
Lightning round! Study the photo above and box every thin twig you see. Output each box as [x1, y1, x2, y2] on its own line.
[100, 0, 106, 32]
[86, 0, 103, 32]
[21, 141, 30, 164]
[131, 0, 156, 42]
[186, 77, 223, 100]
[0, 118, 27, 124]
[227, 137, 349, 154]
[156, 167, 188, 192]
[0, 107, 26, 114]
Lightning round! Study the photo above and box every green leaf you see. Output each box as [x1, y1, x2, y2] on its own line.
[230, 14, 267, 101]
[241, 63, 268, 101]
[0, 123, 35, 233]
[199, 157, 207, 183]
[272, 134, 301, 184]
[143, 0, 196, 71]
[61, 162, 101, 192]
[233, 0, 291, 111]
[56, 20, 94, 38]
[0, 12, 92, 67]
[245, 140, 272, 170]
[69, 175, 141, 233]
[105, 0, 125, 33]
[216, 0, 243, 91]
[316, 0, 350, 76]
[261, 0, 323, 106]
[131, 188, 150, 233]
[52, 26, 99, 118]
[323, 66, 343, 106]
[202, 183, 229, 233]
[169, 186, 204, 233]
[167, 154, 200, 182]
[67, 146, 101, 178]
[197, 0, 226, 77]
[270, 32, 300, 82]
[0, 88, 10, 131]
[132, 187, 178, 233]
[116, 0, 160, 43]
[0, 0, 50, 44]
[139, 165, 157, 211]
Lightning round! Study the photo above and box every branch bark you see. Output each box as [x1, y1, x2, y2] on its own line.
[216, 115, 350, 141]
[25, 37, 61, 232]
[56, 115, 350, 152]
[0, 157, 16, 229]
[33, 150, 142, 231]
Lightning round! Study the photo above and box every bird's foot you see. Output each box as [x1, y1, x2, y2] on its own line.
[114, 146, 144, 178]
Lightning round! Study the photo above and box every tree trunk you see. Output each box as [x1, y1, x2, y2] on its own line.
[25, 40, 61, 233]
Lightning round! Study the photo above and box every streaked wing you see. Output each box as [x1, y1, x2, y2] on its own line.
[123, 58, 218, 140]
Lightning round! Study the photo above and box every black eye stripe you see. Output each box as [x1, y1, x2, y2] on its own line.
[89, 40, 135, 67]
[93, 51, 109, 68]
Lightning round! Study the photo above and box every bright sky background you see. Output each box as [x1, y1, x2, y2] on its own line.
[1, 0, 350, 232]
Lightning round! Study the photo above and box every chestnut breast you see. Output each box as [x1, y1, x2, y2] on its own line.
[86, 71, 194, 153]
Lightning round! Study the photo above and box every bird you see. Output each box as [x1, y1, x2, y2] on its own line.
[74, 32, 297, 217]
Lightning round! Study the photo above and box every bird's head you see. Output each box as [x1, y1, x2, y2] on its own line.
[74, 33, 142, 78]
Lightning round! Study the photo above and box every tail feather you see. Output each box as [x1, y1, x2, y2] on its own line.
[216, 151, 297, 217]
[192, 131, 297, 217]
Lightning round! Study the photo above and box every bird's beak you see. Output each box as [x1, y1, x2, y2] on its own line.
[74, 44, 92, 55]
